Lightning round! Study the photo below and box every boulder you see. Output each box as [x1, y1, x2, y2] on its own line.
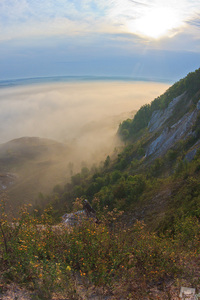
[62, 200, 99, 227]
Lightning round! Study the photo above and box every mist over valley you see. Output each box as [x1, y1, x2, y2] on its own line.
[0, 80, 169, 209]
[1, 0, 200, 297]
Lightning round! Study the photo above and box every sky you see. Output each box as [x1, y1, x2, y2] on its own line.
[0, 0, 200, 81]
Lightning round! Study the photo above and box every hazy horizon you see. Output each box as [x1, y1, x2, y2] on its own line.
[0, 74, 173, 85]
[0, 1, 200, 81]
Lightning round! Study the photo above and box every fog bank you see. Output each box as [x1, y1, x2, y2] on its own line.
[0, 81, 170, 208]
[0, 81, 169, 146]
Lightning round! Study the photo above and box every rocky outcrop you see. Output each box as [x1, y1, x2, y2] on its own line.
[146, 94, 199, 158]
[148, 93, 185, 133]
[184, 138, 200, 162]
[185, 148, 197, 162]
[62, 200, 99, 227]
[62, 210, 87, 227]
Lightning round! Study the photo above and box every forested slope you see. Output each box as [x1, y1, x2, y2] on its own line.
[41, 67, 200, 233]
[1, 68, 200, 299]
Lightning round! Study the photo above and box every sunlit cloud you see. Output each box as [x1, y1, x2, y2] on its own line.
[127, 7, 183, 39]
[0, 0, 200, 80]
[110, 0, 200, 40]
[0, 0, 199, 42]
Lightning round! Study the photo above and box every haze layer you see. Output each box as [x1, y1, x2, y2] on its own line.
[0, 81, 169, 147]
[0, 81, 170, 208]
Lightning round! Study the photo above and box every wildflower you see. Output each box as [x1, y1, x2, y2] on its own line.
[66, 266, 71, 271]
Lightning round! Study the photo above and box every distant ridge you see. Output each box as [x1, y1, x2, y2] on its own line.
[0, 75, 172, 88]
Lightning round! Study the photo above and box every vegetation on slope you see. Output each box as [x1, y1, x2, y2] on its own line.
[30, 68, 200, 235]
[1, 68, 200, 298]
[0, 199, 200, 299]
[118, 68, 200, 141]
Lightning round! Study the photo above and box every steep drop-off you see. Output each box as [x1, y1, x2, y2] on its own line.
[45, 68, 200, 232]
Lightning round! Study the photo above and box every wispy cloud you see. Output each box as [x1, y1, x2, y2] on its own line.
[187, 14, 200, 29]
[0, 0, 199, 42]
[0, 0, 200, 80]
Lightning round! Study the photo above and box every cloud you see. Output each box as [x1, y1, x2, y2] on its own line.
[0, 0, 199, 42]
[0, 0, 199, 81]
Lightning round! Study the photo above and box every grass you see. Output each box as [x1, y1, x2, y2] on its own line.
[0, 199, 200, 299]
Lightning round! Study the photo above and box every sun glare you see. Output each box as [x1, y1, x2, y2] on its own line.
[128, 7, 182, 39]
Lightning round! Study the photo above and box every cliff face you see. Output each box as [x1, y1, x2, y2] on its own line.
[148, 93, 186, 133]
[145, 96, 200, 159]
[118, 68, 200, 165]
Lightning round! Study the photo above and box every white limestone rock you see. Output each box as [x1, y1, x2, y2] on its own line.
[146, 110, 197, 157]
[148, 93, 185, 133]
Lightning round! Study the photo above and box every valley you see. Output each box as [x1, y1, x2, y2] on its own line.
[1, 69, 200, 299]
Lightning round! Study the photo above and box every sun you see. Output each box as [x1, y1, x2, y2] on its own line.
[127, 7, 182, 39]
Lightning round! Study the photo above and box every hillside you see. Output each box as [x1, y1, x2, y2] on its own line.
[1, 69, 200, 299]
[43, 68, 200, 229]
[0, 137, 72, 211]
[0, 110, 135, 213]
